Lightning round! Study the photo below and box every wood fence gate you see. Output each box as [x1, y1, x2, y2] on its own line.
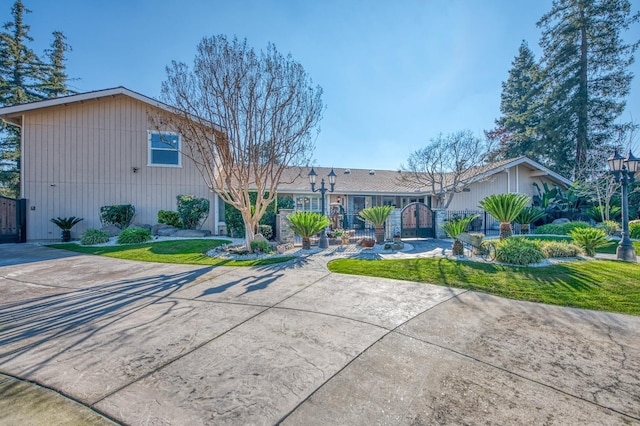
[401, 202, 433, 238]
[0, 196, 27, 243]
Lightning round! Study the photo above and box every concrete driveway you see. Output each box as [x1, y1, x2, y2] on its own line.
[0, 243, 639, 425]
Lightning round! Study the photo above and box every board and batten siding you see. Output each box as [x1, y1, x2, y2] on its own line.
[22, 95, 218, 241]
[446, 165, 560, 212]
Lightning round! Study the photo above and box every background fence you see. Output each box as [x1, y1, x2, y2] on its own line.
[446, 209, 536, 237]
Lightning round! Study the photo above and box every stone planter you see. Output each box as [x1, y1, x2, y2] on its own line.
[361, 238, 375, 248]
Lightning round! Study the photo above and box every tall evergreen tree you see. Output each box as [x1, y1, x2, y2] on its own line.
[0, 0, 43, 105]
[0, 1, 73, 196]
[487, 41, 544, 163]
[537, 0, 639, 177]
[41, 31, 74, 98]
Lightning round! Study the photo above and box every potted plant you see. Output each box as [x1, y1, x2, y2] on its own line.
[50, 216, 84, 242]
[287, 211, 331, 250]
[332, 228, 350, 245]
[358, 206, 394, 244]
[514, 206, 546, 234]
[360, 237, 376, 248]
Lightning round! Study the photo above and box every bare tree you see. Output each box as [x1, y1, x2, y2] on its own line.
[158, 35, 323, 248]
[574, 121, 638, 222]
[400, 130, 492, 209]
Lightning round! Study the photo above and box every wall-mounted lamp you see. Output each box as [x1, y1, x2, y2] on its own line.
[132, 167, 139, 173]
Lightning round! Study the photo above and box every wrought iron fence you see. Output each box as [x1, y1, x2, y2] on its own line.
[446, 209, 499, 237]
[294, 213, 376, 245]
[446, 209, 537, 237]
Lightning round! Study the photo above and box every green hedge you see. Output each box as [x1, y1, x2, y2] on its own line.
[100, 204, 135, 229]
[630, 220, 640, 239]
[224, 194, 294, 239]
[534, 221, 590, 235]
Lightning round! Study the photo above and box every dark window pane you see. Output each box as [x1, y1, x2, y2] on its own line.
[151, 149, 179, 165]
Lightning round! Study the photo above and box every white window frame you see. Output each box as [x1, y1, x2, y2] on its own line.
[148, 131, 182, 167]
[295, 195, 321, 212]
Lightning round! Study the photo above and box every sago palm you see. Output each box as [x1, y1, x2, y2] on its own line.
[514, 206, 546, 234]
[287, 211, 331, 249]
[479, 193, 530, 240]
[569, 227, 609, 257]
[440, 215, 477, 255]
[359, 205, 394, 243]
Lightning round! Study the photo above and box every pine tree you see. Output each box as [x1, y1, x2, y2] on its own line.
[41, 31, 74, 98]
[0, 0, 43, 105]
[537, 0, 639, 177]
[0, 1, 74, 196]
[488, 41, 545, 164]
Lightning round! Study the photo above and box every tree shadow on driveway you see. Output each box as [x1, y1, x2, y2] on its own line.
[0, 267, 213, 363]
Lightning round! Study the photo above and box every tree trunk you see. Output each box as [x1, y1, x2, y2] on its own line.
[576, 3, 589, 172]
[374, 226, 385, 244]
[520, 223, 530, 235]
[302, 237, 311, 250]
[499, 222, 513, 240]
[241, 210, 257, 250]
[452, 239, 464, 256]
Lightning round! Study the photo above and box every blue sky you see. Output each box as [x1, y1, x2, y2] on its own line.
[5, 0, 639, 170]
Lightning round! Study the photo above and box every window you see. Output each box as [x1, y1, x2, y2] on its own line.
[295, 195, 321, 212]
[148, 131, 181, 166]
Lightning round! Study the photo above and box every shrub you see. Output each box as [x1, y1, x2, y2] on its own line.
[359, 206, 394, 243]
[495, 237, 545, 265]
[288, 211, 331, 249]
[479, 193, 530, 240]
[117, 228, 151, 244]
[569, 227, 609, 257]
[158, 210, 182, 228]
[81, 228, 110, 245]
[534, 221, 590, 235]
[538, 240, 583, 258]
[50, 216, 83, 231]
[595, 220, 619, 236]
[440, 215, 478, 256]
[177, 195, 210, 229]
[100, 204, 135, 229]
[514, 207, 546, 234]
[250, 239, 272, 254]
[258, 224, 273, 240]
[585, 205, 621, 222]
[224, 193, 294, 238]
[630, 220, 640, 239]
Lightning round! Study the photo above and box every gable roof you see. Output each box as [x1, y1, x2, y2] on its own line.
[452, 156, 572, 188]
[272, 156, 572, 195]
[0, 86, 190, 127]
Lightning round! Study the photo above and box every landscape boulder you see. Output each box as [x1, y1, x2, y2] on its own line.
[152, 224, 178, 236]
[172, 229, 212, 238]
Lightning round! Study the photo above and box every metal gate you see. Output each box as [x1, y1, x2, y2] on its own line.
[401, 202, 433, 238]
[0, 196, 27, 243]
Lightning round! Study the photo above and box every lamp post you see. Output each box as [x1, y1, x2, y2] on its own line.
[607, 149, 638, 262]
[309, 167, 336, 249]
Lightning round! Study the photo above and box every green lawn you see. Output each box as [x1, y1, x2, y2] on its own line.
[49, 239, 294, 267]
[328, 257, 640, 316]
